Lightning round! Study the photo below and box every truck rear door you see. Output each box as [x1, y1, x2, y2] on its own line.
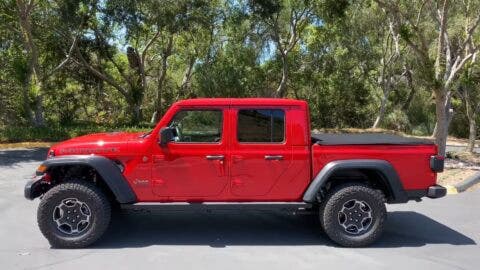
[229, 107, 293, 198]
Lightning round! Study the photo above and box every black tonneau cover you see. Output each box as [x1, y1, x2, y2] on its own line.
[311, 133, 434, 145]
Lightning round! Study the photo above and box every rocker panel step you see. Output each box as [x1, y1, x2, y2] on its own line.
[121, 202, 311, 211]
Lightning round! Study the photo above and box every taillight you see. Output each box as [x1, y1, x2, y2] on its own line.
[430, 155, 444, 172]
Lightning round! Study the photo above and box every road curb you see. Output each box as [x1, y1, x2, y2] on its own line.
[455, 171, 480, 192]
[446, 171, 480, 194]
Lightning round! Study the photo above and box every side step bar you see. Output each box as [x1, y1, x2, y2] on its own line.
[121, 202, 311, 212]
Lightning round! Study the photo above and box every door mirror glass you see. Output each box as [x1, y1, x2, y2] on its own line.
[159, 127, 175, 146]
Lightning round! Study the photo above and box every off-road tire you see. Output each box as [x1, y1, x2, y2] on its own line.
[319, 183, 386, 247]
[37, 180, 111, 248]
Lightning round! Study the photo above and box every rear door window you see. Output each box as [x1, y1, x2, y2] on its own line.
[237, 109, 285, 143]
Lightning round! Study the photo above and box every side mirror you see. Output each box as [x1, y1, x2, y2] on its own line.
[159, 127, 175, 146]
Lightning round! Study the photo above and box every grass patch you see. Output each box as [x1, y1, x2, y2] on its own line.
[0, 123, 152, 143]
[0, 141, 54, 149]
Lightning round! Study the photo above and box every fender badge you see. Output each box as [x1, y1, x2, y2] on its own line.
[134, 179, 149, 186]
[142, 156, 149, 162]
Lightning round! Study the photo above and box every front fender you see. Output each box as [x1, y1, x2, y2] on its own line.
[28, 155, 136, 203]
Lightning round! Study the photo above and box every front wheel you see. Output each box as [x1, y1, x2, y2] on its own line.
[319, 183, 386, 247]
[37, 181, 111, 248]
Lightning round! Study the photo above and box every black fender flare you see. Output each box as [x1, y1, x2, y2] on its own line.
[303, 159, 408, 203]
[39, 155, 136, 203]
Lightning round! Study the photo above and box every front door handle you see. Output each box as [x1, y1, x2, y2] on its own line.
[265, 155, 283, 160]
[206, 155, 224, 160]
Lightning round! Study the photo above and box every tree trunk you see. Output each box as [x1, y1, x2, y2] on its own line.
[178, 56, 196, 99]
[16, 0, 45, 127]
[33, 92, 45, 127]
[372, 91, 389, 128]
[274, 55, 288, 98]
[434, 89, 448, 156]
[402, 67, 415, 111]
[151, 36, 173, 124]
[21, 78, 34, 125]
[129, 100, 141, 124]
[467, 113, 477, 153]
[151, 69, 166, 124]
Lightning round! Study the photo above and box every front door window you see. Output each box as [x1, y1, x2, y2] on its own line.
[169, 110, 223, 143]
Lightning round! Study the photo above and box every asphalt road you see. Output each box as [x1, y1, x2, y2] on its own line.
[0, 148, 479, 270]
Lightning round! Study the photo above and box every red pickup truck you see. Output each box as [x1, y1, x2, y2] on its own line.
[25, 98, 446, 248]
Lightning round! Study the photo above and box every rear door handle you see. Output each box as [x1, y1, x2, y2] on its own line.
[264, 155, 283, 160]
[206, 155, 224, 160]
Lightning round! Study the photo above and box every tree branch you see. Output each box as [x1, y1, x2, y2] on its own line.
[141, 29, 161, 65]
[445, 53, 475, 89]
[73, 46, 129, 99]
[41, 33, 80, 81]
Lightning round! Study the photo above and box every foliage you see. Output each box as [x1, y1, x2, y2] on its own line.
[0, 0, 479, 143]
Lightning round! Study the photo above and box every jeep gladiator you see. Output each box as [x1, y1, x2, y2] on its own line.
[25, 98, 446, 248]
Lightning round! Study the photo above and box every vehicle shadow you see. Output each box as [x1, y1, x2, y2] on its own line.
[0, 148, 49, 167]
[93, 210, 476, 249]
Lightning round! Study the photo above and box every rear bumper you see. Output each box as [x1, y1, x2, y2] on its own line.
[406, 185, 447, 200]
[427, 185, 447, 198]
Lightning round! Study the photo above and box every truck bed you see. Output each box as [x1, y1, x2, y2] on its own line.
[311, 133, 434, 145]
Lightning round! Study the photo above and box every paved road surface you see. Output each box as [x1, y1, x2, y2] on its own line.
[0, 148, 479, 270]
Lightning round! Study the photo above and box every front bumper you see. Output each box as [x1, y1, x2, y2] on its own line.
[427, 185, 447, 198]
[24, 175, 48, 200]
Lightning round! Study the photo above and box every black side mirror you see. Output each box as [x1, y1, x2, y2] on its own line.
[159, 127, 175, 146]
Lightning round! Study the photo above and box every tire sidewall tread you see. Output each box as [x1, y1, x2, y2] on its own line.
[37, 180, 111, 248]
[319, 183, 386, 247]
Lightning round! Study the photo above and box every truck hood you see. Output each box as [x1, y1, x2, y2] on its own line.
[49, 132, 149, 156]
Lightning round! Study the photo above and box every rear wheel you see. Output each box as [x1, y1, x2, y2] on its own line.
[37, 181, 111, 248]
[319, 183, 386, 247]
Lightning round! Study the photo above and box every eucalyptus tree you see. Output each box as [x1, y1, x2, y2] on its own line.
[248, 0, 314, 97]
[374, 0, 480, 155]
[457, 61, 480, 152]
[10, 0, 83, 126]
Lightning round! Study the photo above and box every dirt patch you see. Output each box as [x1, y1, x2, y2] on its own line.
[450, 152, 480, 165]
[438, 168, 478, 186]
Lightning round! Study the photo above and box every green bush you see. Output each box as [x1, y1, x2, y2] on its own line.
[0, 123, 151, 143]
[384, 109, 411, 132]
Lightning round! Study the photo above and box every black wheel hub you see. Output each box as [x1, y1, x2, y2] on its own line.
[337, 199, 373, 235]
[53, 198, 91, 235]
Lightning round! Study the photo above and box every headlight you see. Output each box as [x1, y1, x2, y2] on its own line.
[48, 150, 55, 159]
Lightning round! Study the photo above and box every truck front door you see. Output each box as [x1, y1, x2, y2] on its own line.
[151, 108, 228, 199]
